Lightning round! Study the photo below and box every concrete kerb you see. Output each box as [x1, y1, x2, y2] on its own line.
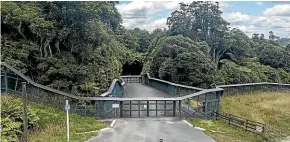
[110, 120, 116, 128]
[84, 120, 116, 142]
[183, 119, 206, 131]
[85, 127, 111, 142]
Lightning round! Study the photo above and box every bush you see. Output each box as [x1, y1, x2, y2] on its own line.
[1, 95, 39, 142]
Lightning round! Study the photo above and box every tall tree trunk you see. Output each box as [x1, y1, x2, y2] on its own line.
[48, 44, 52, 57]
[55, 41, 60, 53]
[17, 21, 27, 40]
[40, 37, 43, 57]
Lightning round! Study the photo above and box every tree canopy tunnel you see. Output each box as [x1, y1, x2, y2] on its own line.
[122, 60, 143, 75]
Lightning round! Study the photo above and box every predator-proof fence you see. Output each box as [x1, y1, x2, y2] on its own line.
[218, 83, 290, 96]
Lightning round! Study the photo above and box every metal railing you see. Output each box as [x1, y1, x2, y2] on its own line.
[144, 73, 204, 97]
[217, 82, 290, 96]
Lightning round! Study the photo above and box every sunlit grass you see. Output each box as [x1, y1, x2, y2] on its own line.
[221, 92, 290, 133]
[1, 95, 106, 142]
[184, 98, 201, 107]
[189, 118, 266, 142]
[28, 101, 107, 142]
[189, 91, 290, 142]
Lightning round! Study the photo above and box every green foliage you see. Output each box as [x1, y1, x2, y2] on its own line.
[0, 95, 106, 142]
[147, 35, 216, 88]
[1, 1, 131, 96]
[27, 98, 106, 142]
[1, 95, 40, 142]
[167, 1, 230, 65]
[277, 38, 290, 47]
[216, 60, 290, 85]
[1, 1, 290, 95]
[220, 92, 290, 141]
[257, 44, 290, 72]
[189, 118, 266, 142]
[115, 27, 152, 52]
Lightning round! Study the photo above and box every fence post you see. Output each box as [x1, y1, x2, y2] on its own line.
[22, 82, 28, 142]
[245, 119, 248, 132]
[4, 70, 8, 91]
[228, 113, 231, 126]
[129, 101, 132, 117]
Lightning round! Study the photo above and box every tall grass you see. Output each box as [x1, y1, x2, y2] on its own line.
[190, 91, 290, 142]
[221, 92, 290, 133]
[1, 95, 106, 142]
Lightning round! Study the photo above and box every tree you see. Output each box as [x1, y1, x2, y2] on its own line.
[286, 44, 290, 51]
[147, 35, 215, 88]
[252, 33, 260, 42]
[167, 1, 230, 66]
[1, 1, 128, 96]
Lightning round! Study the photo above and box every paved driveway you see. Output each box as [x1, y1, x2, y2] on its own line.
[89, 117, 215, 142]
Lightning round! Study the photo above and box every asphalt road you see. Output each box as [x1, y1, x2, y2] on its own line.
[123, 83, 201, 118]
[89, 118, 215, 142]
[124, 83, 171, 98]
[88, 83, 214, 142]
[123, 83, 175, 117]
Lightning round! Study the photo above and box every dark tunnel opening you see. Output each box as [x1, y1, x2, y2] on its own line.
[122, 60, 143, 75]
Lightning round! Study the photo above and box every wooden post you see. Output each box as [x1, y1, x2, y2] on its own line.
[22, 82, 28, 142]
[4, 70, 8, 91]
[228, 114, 231, 126]
[84, 102, 87, 116]
[245, 119, 248, 132]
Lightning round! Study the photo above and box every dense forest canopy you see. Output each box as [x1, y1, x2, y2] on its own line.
[1, 1, 290, 96]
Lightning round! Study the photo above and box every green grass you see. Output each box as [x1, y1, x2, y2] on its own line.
[189, 91, 290, 142]
[189, 118, 266, 142]
[184, 99, 201, 107]
[2, 95, 107, 142]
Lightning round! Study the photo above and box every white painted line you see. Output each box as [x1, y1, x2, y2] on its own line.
[194, 127, 206, 131]
[110, 120, 116, 128]
[100, 127, 110, 132]
[183, 120, 193, 127]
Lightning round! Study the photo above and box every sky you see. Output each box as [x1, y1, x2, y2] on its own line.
[116, 1, 290, 38]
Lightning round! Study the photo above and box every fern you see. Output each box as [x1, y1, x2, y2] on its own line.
[1, 95, 40, 141]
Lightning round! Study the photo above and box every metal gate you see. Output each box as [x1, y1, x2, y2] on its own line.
[120, 100, 179, 118]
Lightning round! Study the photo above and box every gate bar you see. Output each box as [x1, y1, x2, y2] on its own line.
[164, 101, 166, 116]
[120, 101, 123, 117]
[173, 101, 176, 117]
[147, 101, 149, 117]
[129, 101, 132, 117]
[138, 101, 140, 117]
[156, 100, 158, 117]
[179, 100, 181, 118]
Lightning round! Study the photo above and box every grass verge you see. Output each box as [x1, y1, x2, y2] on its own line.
[189, 118, 266, 142]
[1, 95, 106, 142]
[189, 91, 290, 142]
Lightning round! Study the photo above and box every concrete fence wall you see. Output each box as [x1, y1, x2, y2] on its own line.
[217, 83, 290, 96]
[144, 73, 204, 97]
